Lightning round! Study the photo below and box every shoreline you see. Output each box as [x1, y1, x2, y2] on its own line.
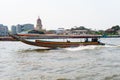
[0, 37, 17, 41]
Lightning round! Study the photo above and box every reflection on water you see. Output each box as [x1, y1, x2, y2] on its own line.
[0, 38, 120, 80]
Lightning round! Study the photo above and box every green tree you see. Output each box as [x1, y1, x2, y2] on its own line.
[111, 25, 120, 31]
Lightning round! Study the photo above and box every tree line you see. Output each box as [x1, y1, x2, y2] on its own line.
[70, 25, 120, 35]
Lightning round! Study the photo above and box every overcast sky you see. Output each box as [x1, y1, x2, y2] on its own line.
[0, 0, 120, 30]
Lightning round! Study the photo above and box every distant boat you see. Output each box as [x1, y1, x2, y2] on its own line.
[9, 34, 105, 49]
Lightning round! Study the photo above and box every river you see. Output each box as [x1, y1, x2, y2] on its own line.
[0, 38, 120, 80]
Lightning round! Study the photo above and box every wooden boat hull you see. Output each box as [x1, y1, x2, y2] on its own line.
[9, 34, 105, 48]
[35, 40, 104, 48]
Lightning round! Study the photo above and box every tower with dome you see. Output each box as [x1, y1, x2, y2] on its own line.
[36, 16, 43, 31]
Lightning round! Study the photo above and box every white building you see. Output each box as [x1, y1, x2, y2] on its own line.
[56, 28, 88, 35]
[56, 28, 65, 35]
[0, 24, 8, 36]
[70, 30, 88, 35]
[11, 24, 34, 34]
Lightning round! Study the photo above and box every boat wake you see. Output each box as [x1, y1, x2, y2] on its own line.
[18, 43, 120, 53]
[64, 44, 120, 51]
[64, 45, 99, 51]
[104, 43, 120, 48]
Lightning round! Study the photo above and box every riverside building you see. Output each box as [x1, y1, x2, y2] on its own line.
[11, 24, 34, 34]
[0, 24, 8, 36]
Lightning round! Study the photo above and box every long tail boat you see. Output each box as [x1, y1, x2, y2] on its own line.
[9, 34, 105, 49]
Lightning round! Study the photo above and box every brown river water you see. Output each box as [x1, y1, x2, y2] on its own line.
[0, 38, 120, 80]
